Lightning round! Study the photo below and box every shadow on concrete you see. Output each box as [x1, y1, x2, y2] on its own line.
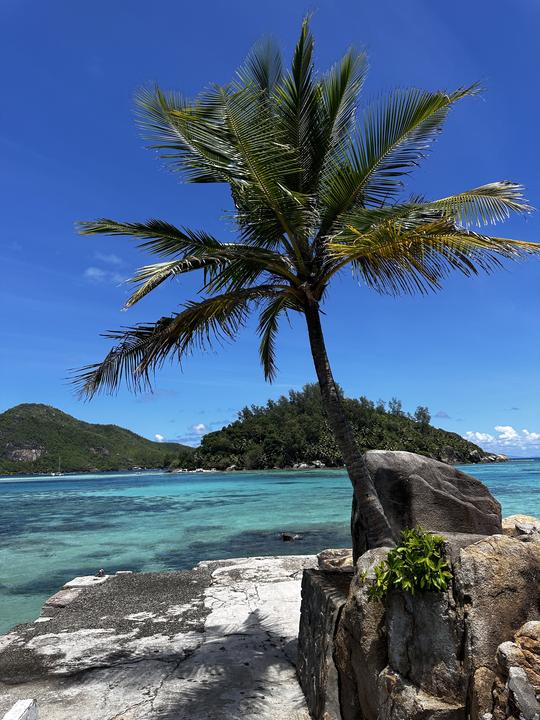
[152, 608, 308, 720]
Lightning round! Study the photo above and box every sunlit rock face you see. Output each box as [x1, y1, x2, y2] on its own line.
[299, 531, 540, 720]
[351, 451, 502, 560]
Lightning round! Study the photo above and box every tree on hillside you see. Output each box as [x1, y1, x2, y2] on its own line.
[414, 406, 431, 431]
[388, 397, 405, 417]
[75, 20, 538, 551]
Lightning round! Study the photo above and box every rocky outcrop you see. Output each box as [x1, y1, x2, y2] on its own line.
[352, 451, 502, 559]
[298, 522, 540, 719]
[5, 446, 43, 462]
[0, 555, 316, 720]
[502, 514, 540, 539]
[492, 621, 540, 719]
[333, 548, 390, 720]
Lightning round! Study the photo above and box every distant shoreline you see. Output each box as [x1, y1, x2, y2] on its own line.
[0, 456, 520, 479]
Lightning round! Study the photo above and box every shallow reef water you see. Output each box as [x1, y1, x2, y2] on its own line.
[1, 460, 539, 632]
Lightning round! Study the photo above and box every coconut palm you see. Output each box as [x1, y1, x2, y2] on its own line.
[76, 20, 537, 551]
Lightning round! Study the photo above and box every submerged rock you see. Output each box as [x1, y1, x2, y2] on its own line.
[281, 531, 303, 542]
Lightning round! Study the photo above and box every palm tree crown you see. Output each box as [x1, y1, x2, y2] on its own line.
[75, 19, 536, 397]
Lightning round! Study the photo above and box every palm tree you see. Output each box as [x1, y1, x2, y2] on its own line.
[75, 20, 537, 551]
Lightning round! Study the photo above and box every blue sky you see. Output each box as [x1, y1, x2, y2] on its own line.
[1, 0, 539, 456]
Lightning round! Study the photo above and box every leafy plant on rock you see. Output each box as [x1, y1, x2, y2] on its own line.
[367, 527, 452, 601]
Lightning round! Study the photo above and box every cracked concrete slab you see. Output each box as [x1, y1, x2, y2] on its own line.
[0, 555, 314, 719]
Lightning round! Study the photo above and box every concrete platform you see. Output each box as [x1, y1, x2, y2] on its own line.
[0, 555, 315, 719]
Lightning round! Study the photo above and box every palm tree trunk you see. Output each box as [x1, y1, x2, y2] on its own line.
[304, 299, 395, 556]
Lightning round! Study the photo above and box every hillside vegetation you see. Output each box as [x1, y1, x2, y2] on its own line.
[172, 385, 493, 470]
[0, 404, 190, 475]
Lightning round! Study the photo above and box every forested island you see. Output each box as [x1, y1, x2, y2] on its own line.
[0, 404, 187, 475]
[0, 387, 503, 476]
[171, 384, 502, 471]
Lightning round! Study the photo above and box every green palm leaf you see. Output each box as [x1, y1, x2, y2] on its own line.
[430, 181, 532, 226]
[74, 286, 280, 397]
[319, 85, 479, 234]
[258, 294, 299, 381]
[330, 217, 540, 295]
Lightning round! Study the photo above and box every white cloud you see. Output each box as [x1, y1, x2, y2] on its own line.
[464, 425, 540, 455]
[95, 252, 122, 266]
[465, 431, 495, 444]
[84, 266, 124, 284]
[176, 422, 215, 446]
[154, 434, 165, 443]
[494, 425, 519, 441]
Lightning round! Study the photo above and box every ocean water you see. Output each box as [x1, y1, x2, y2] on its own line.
[1, 459, 539, 634]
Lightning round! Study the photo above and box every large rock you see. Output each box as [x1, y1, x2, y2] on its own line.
[455, 535, 540, 677]
[386, 590, 464, 702]
[502, 514, 540, 539]
[317, 548, 354, 573]
[490, 622, 540, 719]
[352, 451, 502, 559]
[300, 521, 540, 720]
[297, 570, 352, 720]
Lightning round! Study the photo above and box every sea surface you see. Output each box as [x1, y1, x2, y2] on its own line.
[1, 459, 539, 633]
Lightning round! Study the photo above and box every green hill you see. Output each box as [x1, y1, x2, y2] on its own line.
[172, 384, 497, 471]
[0, 404, 192, 475]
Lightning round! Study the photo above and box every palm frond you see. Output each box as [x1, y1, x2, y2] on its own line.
[236, 36, 283, 94]
[136, 85, 236, 183]
[274, 17, 321, 192]
[257, 294, 298, 381]
[319, 84, 479, 234]
[74, 286, 279, 397]
[429, 181, 533, 226]
[125, 257, 220, 308]
[78, 219, 222, 257]
[318, 48, 368, 161]
[330, 217, 540, 295]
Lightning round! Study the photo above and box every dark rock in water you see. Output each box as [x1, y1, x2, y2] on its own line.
[281, 532, 303, 542]
[352, 450, 502, 560]
[297, 569, 352, 720]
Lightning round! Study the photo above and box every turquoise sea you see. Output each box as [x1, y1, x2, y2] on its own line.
[1, 460, 539, 634]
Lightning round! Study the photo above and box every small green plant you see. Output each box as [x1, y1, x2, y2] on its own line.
[367, 527, 452, 602]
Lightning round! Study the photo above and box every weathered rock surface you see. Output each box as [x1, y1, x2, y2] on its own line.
[297, 570, 352, 720]
[378, 668, 465, 720]
[386, 589, 464, 702]
[455, 535, 540, 677]
[299, 515, 540, 720]
[352, 451, 502, 559]
[502, 514, 540, 539]
[0, 555, 315, 720]
[489, 621, 540, 719]
[333, 548, 390, 720]
[317, 548, 354, 573]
